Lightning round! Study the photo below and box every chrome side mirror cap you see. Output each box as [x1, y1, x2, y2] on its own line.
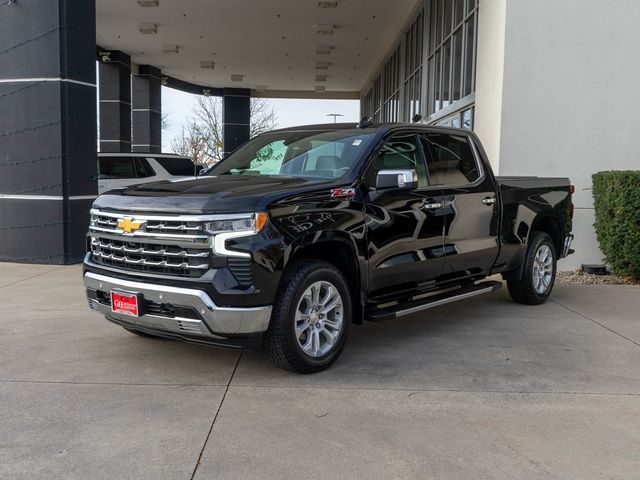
[375, 168, 418, 190]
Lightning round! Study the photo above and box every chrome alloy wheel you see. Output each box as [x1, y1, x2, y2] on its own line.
[294, 280, 344, 358]
[532, 244, 554, 294]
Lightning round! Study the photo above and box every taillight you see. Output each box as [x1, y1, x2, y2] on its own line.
[569, 185, 575, 194]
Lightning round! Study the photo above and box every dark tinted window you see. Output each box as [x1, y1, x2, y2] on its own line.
[98, 157, 155, 179]
[367, 132, 429, 188]
[135, 158, 155, 177]
[153, 156, 196, 176]
[99, 157, 136, 179]
[420, 133, 480, 185]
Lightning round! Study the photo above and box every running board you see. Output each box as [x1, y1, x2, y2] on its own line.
[366, 281, 502, 322]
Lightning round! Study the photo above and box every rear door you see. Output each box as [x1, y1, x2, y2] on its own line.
[419, 132, 500, 280]
[364, 131, 447, 297]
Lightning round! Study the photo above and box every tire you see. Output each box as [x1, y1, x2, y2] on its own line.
[263, 259, 351, 374]
[507, 232, 557, 305]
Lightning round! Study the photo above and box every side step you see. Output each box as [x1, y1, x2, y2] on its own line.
[366, 281, 502, 322]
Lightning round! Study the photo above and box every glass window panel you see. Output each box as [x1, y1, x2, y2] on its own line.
[443, 0, 453, 37]
[429, 0, 438, 53]
[467, 0, 477, 14]
[435, 0, 443, 49]
[463, 18, 475, 96]
[433, 50, 441, 112]
[442, 38, 451, 108]
[454, 0, 465, 26]
[462, 108, 473, 129]
[452, 29, 463, 101]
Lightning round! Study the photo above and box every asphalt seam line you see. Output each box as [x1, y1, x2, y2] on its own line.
[190, 351, 243, 480]
[2, 378, 639, 397]
[0, 267, 63, 289]
[551, 298, 640, 349]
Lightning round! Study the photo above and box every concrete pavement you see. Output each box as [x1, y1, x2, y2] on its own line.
[1, 264, 639, 479]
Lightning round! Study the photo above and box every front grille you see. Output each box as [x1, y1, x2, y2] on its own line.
[89, 209, 212, 278]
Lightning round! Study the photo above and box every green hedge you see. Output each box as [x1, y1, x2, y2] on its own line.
[592, 171, 640, 278]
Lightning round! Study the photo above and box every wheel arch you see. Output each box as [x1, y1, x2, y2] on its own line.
[284, 235, 364, 325]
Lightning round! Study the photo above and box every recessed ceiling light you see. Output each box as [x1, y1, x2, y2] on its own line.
[315, 86, 326, 93]
[316, 62, 330, 70]
[200, 61, 215, 69]
[137, 0, 159, 6]
[138, 23, 158, 34]
[231, 74, 244, 82]
[163, 45, 179, 54]
[317, 24, 335, 36]
[315, 74, 328, 82]
[316, 45, 333, 55]
[318, 1, 338, 8]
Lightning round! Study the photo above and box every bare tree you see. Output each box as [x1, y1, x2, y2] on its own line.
[169, 96, 277, 165]
[169, 120, 211, 165]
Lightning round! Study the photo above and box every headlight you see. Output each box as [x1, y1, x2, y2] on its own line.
[207, 212, 268, 258]
[205, 212, 268, 234]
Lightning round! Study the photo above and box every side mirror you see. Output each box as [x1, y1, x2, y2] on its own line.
[376, 169, 418, 190]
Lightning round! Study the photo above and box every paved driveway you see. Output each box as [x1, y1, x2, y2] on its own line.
[1, 263, 639, 479]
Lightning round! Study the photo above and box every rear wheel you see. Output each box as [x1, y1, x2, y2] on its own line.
[263, 260, 351, 373]
[507, 232, 557, 305]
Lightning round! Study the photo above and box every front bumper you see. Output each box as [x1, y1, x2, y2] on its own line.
[83, 272, 272, 341]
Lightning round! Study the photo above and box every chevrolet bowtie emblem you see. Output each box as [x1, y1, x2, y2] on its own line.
[117, 217, 144, 234]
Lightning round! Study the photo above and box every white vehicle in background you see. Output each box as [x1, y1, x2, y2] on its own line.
[97, 153, 202, 194]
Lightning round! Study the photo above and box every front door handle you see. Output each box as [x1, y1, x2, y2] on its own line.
[482, 197, 496, 206]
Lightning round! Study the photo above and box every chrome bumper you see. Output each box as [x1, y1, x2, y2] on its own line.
[83, 272, 272, 339]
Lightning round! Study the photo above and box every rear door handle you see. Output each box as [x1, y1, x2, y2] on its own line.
[482, 197, 496, 206]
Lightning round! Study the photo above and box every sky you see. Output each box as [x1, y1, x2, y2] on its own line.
[160, 87, 360, 152]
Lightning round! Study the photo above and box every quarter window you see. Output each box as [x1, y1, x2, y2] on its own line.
[421, 133, 480, 185]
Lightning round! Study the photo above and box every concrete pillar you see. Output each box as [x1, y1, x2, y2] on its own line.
[0, 0, 97, 264]
[222, 88, 250, 155]
[132, 65, 162, 153]
[98, 51, 131, 152]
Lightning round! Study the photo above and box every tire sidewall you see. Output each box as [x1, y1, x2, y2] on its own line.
[284, 266, 351, 367]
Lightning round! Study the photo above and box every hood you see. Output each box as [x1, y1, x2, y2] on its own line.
[92, 174, 341, 214]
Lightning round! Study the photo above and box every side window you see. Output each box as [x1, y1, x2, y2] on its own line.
[134, 158, 155, 178]
[421, 133, 480, 186]
[98, 157, 136, 179]
[368, 133, 429, 188]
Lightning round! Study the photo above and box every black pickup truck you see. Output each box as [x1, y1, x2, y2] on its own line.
[84, 123, 574, 373]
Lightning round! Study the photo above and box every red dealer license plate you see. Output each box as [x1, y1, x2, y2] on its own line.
[110, 290, 140, 317]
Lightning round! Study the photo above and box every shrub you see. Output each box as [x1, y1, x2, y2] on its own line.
[592, 171, 640, 278]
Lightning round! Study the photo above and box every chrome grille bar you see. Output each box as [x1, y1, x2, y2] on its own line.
[91, 239, 209, 258]
[93, 251, 209, 270]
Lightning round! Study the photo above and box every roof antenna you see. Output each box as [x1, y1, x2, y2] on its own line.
[357, 116, 373, 129]
[412, 114, 423, 123]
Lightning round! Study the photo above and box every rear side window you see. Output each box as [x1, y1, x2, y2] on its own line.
[421, 134, 480, 185]
[98, 157, 155, 179]
[153, 157, 196, 176]
[99, 157, 136, 179]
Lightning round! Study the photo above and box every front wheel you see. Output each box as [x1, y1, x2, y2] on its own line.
[263, 260, 351, 373]
[507, 232, 557, 305]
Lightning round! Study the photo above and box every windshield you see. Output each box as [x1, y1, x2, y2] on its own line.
[207, 129, 375, 179]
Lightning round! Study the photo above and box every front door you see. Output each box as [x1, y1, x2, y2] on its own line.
[419, 132, 500, 281]
[364, 131, 447, 298]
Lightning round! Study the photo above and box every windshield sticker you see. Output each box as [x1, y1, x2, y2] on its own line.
[352, 139, 363, 146]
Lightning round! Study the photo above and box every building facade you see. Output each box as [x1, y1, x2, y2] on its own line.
[361, 0, 640, 270]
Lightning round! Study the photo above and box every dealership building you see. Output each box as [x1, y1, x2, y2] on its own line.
[1, 0, 638, 269]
